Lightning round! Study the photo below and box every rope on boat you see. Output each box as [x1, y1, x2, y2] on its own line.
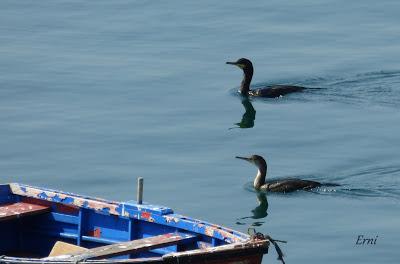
[248, 228, 287, 264]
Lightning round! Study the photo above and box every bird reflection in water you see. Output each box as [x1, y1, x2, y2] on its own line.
[230, 97, 256, 129]
[236, 192, 268, 227]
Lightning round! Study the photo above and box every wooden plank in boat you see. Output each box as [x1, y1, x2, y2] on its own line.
[0, 202, 50, 221]
[49, 241, 88, 257]
[71, 233, 196, 261]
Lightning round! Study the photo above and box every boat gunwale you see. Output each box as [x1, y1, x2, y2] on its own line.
[0, 239, 269, 264]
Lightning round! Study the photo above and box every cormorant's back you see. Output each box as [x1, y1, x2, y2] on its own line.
[249, 85, 305, 98]
[263, 179, 321, 193]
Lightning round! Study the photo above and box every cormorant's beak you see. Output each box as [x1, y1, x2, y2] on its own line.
[235, 156, 251, 162]
[226, 61, 245, 69]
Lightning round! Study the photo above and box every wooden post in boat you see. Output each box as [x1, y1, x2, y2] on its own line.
[137, 177, 143, 204]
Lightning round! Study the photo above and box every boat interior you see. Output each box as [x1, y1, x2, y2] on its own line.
[0, 183, 245, 261]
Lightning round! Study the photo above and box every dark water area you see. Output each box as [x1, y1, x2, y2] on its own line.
[1, 1, 400, 263]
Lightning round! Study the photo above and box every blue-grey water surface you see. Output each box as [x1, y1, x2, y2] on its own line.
[1, 1, 400, 263]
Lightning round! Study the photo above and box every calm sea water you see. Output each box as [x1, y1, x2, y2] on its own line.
[1, 1, 400, 263]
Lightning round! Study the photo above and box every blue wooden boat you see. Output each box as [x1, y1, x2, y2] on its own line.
[0, 183, 272, 264]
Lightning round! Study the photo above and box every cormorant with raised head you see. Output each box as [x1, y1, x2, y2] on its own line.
[236, 155, 338, 193]
[226, 58, 305, 97]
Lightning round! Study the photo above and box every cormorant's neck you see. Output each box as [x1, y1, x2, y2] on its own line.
[254, 166, 266, 190]
[240, 69, 253, 95]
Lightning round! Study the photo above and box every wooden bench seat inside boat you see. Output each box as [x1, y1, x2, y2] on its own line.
[0, 202, 51, 222]
[55, 233, 196, 261]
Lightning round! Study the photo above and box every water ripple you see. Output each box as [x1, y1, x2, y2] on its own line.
[302, 70, 400, 108]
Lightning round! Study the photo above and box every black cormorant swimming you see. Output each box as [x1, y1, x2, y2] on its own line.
[226, 58, 305, 97]
[236, 155, 338, 193]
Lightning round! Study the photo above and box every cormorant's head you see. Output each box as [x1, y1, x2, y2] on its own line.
[236, 154, 267, 169]
[226, 58, 254, 72]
